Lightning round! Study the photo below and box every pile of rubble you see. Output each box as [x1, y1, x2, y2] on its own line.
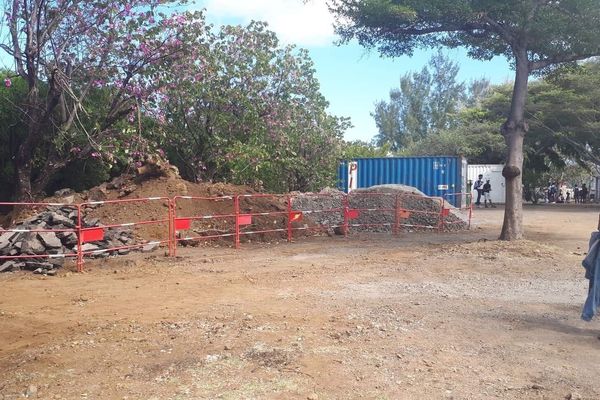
[292, 185, 469, 233]
[290, 188, 346, 232]
[0, 206, 135, 274]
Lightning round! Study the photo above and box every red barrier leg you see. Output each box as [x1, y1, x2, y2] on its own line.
[168, 199, 174, 257]
[287, 196, 292, 243]
[393, 195, 400, 236]
[234, 196, 240, 249]
[343, 195, 349, 237]
[76, 204, 84, 272]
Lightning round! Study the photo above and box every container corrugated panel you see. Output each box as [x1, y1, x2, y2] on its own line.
[338, 156, 466, 206]
[467, 164, 506, 204]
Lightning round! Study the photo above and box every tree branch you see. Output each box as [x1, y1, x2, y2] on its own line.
[9, 0, 27, 78]
[529, 53, 596, 71]
[480, 14, 515, 44]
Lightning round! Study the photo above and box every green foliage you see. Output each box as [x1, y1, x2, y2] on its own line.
[478, 61, 600, 173]
[0, 16, 350, 198]
[331, 0, 600, 64]
[47, 159, 111, 193]
[342, 140, 391, 159]
[399, 119, 506, 163]
[0, 72, 27, 200]
[158, 22, 349, 192]
[372, 52, 465, 150]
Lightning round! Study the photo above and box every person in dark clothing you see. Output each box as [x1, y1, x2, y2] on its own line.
[575, 185, 580, 204]
[482, 179, 496, 208]
[474, 174, 484, 208]
[582, 184, 589, 204]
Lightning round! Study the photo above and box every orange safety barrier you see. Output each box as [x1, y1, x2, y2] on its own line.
[394, 192, 445, 232]
[77, 197, 172, 271]
[441, 193, 473, 230]
[0, 202, 80, 271]
[0, 191, 476, 273]
[288, 193, 346, 236]
[235, 194, 291, 248]
[171, 195, 237, 254]
[345, 192, 397, 234]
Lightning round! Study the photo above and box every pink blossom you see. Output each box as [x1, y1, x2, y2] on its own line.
[139, 42, 151, 56]
[91, 152, 101, 158]
[4, 78, 11, 88]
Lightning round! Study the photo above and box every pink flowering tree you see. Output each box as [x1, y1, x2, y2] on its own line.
[159, 22, 350, 192]
[1, 0, 208, 199]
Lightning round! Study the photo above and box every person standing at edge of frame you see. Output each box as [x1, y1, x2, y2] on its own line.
[473, 174, 484, 208]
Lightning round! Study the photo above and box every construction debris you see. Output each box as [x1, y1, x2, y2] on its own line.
[0, 206, 135, 274]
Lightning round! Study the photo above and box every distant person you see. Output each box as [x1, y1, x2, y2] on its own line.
[549, 183, 557, 203]
[566, 190, 571, 203]
[582, 184, 589, 204]
[482, 179, 496, 208]
[575, 185, 580, 204]
[557, 189, 565, 203]
[474, 174, 484, 208]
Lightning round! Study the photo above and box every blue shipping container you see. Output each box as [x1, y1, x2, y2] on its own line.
[337, 156, 467, 206]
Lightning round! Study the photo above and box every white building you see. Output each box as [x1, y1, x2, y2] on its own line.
[468, 164, 506, 204]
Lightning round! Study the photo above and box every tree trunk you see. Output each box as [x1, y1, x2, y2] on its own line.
[15, 79, 42, 201]
[15, 156, 33, 201]
[500, 49, 530, 240]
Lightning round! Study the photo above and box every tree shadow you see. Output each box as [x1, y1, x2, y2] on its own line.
[517, 315, 598, 337]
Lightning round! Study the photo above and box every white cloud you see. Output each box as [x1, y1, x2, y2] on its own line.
[203, 0, 336, 47]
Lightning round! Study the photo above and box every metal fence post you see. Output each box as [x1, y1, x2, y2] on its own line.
[287, 195, 293, 243]
[76, 204, 84, 272]
[234, 195, 240, 249]
[393, 194, 400, 236]
[343, 194, 349, 237]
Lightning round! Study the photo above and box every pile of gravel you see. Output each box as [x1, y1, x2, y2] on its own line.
[291, 185, 468, 234]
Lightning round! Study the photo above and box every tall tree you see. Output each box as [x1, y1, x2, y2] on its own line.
[329, 0, 600, 240]
[373, 52, 465, 150]
[158, 22, 349, 192]
[1, 1, 207, 199]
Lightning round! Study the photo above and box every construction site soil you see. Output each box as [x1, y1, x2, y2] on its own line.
[1, 205, 600, 399]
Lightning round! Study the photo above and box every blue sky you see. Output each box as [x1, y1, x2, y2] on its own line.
[198, 0, 515, 142]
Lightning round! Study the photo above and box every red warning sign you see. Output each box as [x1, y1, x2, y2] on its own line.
[347, 209, 360, 220]
[81, 227, 104, 243]
[175, 218, 191, 230]
[290, 211, 303, 222]
[238, 214, 253, 226]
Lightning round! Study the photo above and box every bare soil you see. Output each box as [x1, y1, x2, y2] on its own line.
[1, 204, 600, 399]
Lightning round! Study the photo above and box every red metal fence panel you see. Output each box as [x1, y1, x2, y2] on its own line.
[77, 197, 172, 271]
[0, 191, 474, 273]
[171, 195, 236, 254]
[442, 193, 473, 230]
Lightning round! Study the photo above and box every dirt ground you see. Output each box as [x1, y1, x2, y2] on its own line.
[2, 204, 600, 399]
